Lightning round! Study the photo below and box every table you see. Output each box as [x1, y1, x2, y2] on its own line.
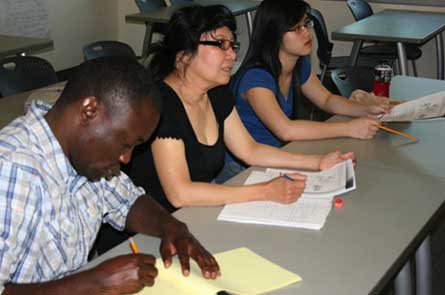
[0, 34, 54, 58]
[85, 166, 444, 295]
[332, 10, 445, 79]
[125, 0, 259, 56]
[81, 76, 445, 295]
[0, 89, 29, 128]
[282, 75, 445, 295]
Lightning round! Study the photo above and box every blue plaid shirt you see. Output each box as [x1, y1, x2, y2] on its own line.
[0, 101, 145, 291]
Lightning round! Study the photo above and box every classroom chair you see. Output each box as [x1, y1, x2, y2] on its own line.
[330, 66, 374, 97]
[135, 0, 192, 57]
[309, 7, 379, 83]
[346, 0, 422, 76]
[82, 40, 137, 61]
[0, 56, 58, 97]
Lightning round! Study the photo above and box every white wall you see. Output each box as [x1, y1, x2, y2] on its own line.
[118, 0, 146, 56]
[117, 0, 250, 59]
[38, 0, 119, 71]
[38, 0, 445, 79]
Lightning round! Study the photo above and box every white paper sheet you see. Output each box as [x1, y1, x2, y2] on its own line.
[218, 198, 332, 230]
[380, 90, 445, 122]
[217, 160, 356, 230]
[0, 0, 50, 38]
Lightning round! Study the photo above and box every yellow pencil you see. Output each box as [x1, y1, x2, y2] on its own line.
[377, 124, 418, 141]
[389, 100, 405, 105]
[129, 237, 139, 254]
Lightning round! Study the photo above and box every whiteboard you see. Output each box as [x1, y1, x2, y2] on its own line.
[0, 0, 50, 38]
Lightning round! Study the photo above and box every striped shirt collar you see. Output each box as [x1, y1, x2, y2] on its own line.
[28, 101, 79, 182]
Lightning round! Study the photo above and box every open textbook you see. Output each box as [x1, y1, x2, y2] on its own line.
[380, 90, 445, 122]
[135, 247, 301, 295]
[217, 160, 355, 230]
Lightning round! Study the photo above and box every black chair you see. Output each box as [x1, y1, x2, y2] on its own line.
[346, 0, 422, 76]
[135, 0, 192, 57]
[0, 56, 58, 97]
[308, 8, 379, 83]
[83, 40, 137, 61]
[330, 66, 374, 97]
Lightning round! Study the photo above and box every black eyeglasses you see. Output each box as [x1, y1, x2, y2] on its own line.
[289, 19, 314, 34]
[198, 39, 240, 53]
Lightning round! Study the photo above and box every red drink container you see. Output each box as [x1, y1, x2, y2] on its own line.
[373, 63, 393, 97]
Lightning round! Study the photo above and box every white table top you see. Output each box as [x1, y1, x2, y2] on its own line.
[84, 163, 445, 295]
[82, 75, 445, 294]
[332, 9, 445, 44]
[0, 34, 53, 58]
[285, 76, 445, 180]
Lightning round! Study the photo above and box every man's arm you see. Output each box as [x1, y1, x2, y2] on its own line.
[125, 195, 220, 279]
[3, 253, 157, 295]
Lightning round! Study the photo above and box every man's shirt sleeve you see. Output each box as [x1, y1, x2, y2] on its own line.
[0, 161, 41, 292]
[99, 172, 145, 231]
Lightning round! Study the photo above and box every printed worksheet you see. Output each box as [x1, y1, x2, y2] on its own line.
[379, 90, 445, 122]
[217, 160, 356, 230]
[217, 197, 332, 230]
[265, 160, 350, 194]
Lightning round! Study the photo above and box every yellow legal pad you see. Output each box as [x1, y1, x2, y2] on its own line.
[135, 247, 301, 295]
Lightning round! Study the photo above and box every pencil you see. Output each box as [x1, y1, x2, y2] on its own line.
[129, 237, 139, 254]
[377, 124, 418, 141]
[389, 100, 405, 105]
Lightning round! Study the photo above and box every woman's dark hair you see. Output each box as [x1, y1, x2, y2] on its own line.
[149, 4, 237, 81]
[234, 0, 310, 119]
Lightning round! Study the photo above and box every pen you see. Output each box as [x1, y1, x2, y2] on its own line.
[281, 174, 294, 181]
[129, 237, 139, 254]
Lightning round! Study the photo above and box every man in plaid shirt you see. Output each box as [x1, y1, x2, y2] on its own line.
[0, 57, 220, 295]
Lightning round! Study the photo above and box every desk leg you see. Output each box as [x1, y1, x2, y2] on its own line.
[142, 24, 154, 58]
[350, 40, 362, 67]
[435, 33, 444, 80]
[245, 12, 253, 39]
[396, 42, 408, 76]
[394, 261, 413, 295]
[416, 236, 432, 295]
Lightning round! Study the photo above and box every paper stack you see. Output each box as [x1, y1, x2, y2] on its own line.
[217, 160, 355, 230]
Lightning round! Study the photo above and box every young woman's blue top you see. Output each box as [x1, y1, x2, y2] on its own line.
[232, 56, 311, 148]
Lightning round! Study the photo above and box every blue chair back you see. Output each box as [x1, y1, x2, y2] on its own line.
[0, 56, 58, 97]
[83, 40, 137, 61]
[135, 0, 166, 11]
[346, 0, 373, 21]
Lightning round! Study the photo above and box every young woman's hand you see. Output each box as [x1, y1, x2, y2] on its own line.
[263, 173, 307, 204]
[346, 117, 379, 139]
[319, 151, 356, 170]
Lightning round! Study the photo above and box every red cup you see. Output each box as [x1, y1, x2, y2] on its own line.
[373, 81, 390, 97]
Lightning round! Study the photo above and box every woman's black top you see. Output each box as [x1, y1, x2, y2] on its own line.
[124, 81, 235, 212]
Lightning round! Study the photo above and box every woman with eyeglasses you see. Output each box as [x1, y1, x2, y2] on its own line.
[215, 0, 390, 183]
[125, 4, 355, 212]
